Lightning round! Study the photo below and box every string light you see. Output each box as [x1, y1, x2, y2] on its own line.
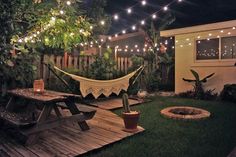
[100, 20, 105, 25]
[114, 14, 119, 20]
[233, 27, 236, 30]
[178, 0, 182, 2]
[132, 25, 136, 30]
[164, 6, 168, 11]
[141, 20, 145, 25]
[127, 8, 132, 14]
[66, 1, 71, 6]
[152, 14, 157, 19]
[108, 36, 112, 40]
[141, 0, 147, 6]
[220, 30, 224, 33]
[60, 10, 64, 14]
[90, 26, 93, 30]
[122, 30, 126, 34]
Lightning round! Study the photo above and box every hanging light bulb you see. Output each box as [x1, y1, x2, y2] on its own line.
[127, 8, 132, 14]
[141, 20, 145, 25]
[132, 25, 136, 30]
[152, 14, 157, 19]
[141, 0, 146, 6]
[114, 14, 119, 20]
[66, 1, 71, 5]
[164, 6, 168, 11]
[122, 30, 126, 34]
[60, 10, 64, 14]
[100, 20, 105, 25]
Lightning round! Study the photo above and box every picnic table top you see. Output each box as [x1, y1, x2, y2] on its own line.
[7, 88, 81, 103]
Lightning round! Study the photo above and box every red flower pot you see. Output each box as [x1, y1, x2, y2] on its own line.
[122, 111, 140, 132]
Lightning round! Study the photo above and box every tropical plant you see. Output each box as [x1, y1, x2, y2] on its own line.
[122, 93, 130, 113]
[183, 69, 215, 99]
[89, 48, 116, 80]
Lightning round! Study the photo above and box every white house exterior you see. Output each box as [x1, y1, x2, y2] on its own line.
[161, 20, 236, 94]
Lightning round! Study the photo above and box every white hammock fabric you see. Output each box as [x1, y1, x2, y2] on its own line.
[54, 66, 143, 99]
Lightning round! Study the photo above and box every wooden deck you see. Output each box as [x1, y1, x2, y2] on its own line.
[89, 97, 146, 110]
[0, 105, 144, 157]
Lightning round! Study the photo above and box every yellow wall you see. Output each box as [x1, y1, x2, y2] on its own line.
[175, 28, 236, 94]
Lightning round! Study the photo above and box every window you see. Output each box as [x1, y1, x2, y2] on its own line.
[221, 36, 236, 59]
[196, 38, 219, 60]
[196, 36, 236, 60]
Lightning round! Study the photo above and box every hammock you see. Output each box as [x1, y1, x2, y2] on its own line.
[54, 66, 144, 99]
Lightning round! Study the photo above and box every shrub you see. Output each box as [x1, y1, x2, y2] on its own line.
[220, 84, 236, 103]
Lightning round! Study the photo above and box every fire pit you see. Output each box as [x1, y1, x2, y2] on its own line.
[160, 106, 210, 120]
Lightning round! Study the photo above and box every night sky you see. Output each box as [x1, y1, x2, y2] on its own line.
[105, 0, 236, 34]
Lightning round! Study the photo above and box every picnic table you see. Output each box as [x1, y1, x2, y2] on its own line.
[0, 88, 96, 145]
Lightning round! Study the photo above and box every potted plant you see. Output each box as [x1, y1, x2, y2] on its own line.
[122, 93, 140, 132]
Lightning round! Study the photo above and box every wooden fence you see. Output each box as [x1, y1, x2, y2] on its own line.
[39, 54, 160, 81]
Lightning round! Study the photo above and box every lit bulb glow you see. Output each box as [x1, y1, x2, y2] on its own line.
[164, 6, 168, 11]
[141, 20, 145, 25]
[132, 25, 136, 30]
[127, 8, 132, 14]
[141, 0, 146, 6]
[114, 14, 119, 20]
[100, 20, 105, 25]
[66, 1, 71, 5]
[152, 14, 157, 19]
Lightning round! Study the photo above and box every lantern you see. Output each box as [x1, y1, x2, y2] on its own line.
[33, 79, 44, 94]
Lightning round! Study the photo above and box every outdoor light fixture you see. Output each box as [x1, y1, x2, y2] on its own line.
[108, 36, 112, 40]
[141, 0, 146, 6]
[114, 14, 119, 20]
[66, 1, 71, 5]
[141, 20, 145, 25]
[228, 32, 231, 35]
[122, 30, 126, 34]
[90, 26, 93, 30]
[220, 30, 224, 33]
[127, 8, 132, 14]
[115, 34, 118, 37]
[132, 25, 136, 30]
[33, 79, 45, 94]
[233, 27, 236, 30]
[164, 6, 168, 11]
[60, 10, 64, 14]
[152, 14, 157, 19]
[178, 0, 182, 2]
[100, 20, 105, 25]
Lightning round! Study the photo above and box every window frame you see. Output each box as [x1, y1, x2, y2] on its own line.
[194, 35, 236, 63]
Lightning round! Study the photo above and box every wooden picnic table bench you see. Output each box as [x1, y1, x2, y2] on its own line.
[0, 88, 96, 145]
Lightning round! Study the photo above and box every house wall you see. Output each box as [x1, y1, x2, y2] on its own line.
[175, 28, 236, 94]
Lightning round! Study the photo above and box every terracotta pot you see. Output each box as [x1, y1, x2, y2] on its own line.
[122, 111, 140, 132]
[137, 90, 148, 98]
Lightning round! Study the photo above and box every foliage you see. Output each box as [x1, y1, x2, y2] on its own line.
[46, 67, 81, 94]
[0, 0, 39, 97]
[129, 55, 144, 71]
[220, 84, 236, 103]
[89, 48, 116, 80]
[179, 89, 217, 100]
[12, 0, 93, 52]
[84, 96, 236, 157]
[83, 0, 111, 35]
[182, 69, 215, 99]
[145, 70, 161, 92]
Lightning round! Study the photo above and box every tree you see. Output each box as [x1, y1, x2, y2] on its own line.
[83, 0, 111, 35]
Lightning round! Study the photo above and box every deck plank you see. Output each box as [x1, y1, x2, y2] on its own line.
[0, 106, 144, 157]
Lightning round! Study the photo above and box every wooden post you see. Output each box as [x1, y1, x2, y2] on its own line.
[64, 52, 68, 68]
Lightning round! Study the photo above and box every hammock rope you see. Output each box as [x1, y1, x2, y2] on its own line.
[54, 66, 144, 99]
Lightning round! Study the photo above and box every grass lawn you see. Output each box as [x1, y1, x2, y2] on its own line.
[84, 96, 236, 157]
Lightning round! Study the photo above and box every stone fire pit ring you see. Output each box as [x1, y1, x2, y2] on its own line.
[160, 106, 210, 120]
